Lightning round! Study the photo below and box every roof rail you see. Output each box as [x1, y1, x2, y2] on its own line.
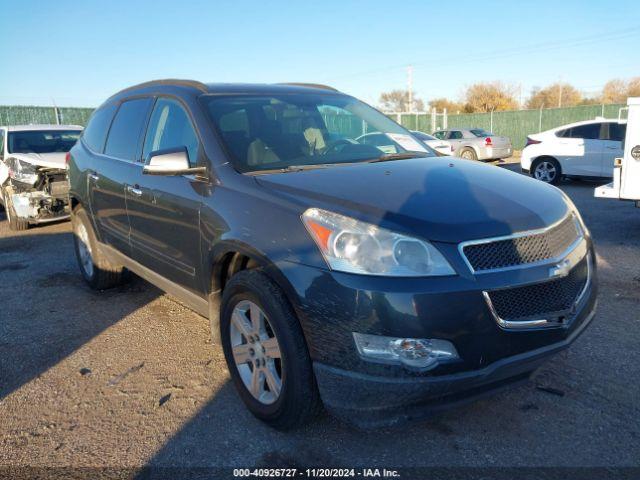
[115, 79, 209, 95]
[277, 82, 339, 92]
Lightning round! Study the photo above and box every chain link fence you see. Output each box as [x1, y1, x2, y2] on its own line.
[392, 104, 627, 149]
[0, 103, 629, 150]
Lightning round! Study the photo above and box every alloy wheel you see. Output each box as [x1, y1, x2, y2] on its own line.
[534, 161, 557, 182]
[75, 221, 94, 278]
[230, 300, 283, 405]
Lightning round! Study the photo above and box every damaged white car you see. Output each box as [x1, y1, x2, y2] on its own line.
[0, 125, 82, 231]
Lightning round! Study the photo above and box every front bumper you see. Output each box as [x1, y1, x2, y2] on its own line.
[314, 305, 595, 428]
[275, 237, 597, 427]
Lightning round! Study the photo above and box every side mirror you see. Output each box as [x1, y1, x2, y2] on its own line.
[143, 147, 206, 176]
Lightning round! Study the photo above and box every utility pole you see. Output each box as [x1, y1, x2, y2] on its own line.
[558, 80, 563, 108]
[407, 65, 414, 112]
[518, 83, 524, 109]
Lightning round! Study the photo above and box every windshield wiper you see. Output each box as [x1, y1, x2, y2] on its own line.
[366, 152, 431, 163]
[247, 164, 332, 175]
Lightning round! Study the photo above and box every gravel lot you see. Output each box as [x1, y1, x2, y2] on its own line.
[1, 164, 639, 473]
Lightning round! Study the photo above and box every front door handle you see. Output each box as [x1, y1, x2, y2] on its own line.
[606, 146, 619, 149]
[126, 185, 143, 197]
[88, 172, 99, 182]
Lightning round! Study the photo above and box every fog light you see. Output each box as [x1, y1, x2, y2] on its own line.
[352, 333, 459, 370]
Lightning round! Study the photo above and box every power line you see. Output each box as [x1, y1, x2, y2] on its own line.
[325, 26, 640, 82]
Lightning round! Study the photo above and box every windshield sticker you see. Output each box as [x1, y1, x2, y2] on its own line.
[387, 133, 428, 152]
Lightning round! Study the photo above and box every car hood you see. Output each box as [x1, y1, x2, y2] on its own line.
[254, 157, 569, 243]
[10, 152, 68, 169]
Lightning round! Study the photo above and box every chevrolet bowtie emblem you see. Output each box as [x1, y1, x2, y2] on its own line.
[549, 259, 572, 278]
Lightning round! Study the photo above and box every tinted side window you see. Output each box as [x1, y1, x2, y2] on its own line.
[448, 131, 463, 140]
[433, 131, 445, 139]
[0, 130, 4, 157]
[143, 98, 199, 167]
[104, 98, 153, 161]
[567, 123, 600, 140]
[83, 103, 117, 153]
[610, 123, 627, 142]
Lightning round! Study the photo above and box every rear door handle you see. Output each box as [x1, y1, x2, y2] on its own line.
[606, 146, 619, 149]
[126, 185, 143, 197]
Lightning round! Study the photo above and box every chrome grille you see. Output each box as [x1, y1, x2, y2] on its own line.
[461, 215, 582, 273]
[486, 256, 590, 326]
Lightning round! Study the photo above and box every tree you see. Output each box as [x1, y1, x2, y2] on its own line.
[428, 97, 464, 113]
[462, 82, 518, 113]
[526, 83, 582, 109]
[601, 79, 627, 104]
[626, 77, 640, 97]
[600, 77, 640, 104]
[378, 90, 425, 112]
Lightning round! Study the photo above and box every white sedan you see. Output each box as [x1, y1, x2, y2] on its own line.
[521, 119, 626, 184]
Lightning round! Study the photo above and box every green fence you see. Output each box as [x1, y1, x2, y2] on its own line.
[0, 103, 629, 150]
[0, 105, 94, 127]
[398, 104, 627, 149]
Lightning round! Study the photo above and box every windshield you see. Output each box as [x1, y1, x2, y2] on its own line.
[8, 130, 82, 154]
[202, 93, 434, 173]
[470, 129, 492, 137]
[412, 131, 437, 141]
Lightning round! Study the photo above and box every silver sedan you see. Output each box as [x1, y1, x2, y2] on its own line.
[432, 128, 512, 161]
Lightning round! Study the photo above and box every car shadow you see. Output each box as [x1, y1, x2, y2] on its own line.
[0, 225, 161, 401]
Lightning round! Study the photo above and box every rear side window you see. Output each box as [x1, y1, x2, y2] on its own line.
[143, 98, 199, 166]
[470, 129, 491, 137]
[448, 131, 463, 140]
[82, 103, 117, 153]
[561, 123, 601, 140]
[104, 98, 153, 161]
[609, 123, 627, 142]
[0, 130, 4, 157]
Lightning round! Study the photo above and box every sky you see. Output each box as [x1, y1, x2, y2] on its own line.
[2, 0, 639, 108]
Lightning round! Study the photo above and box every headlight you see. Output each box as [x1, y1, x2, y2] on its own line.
[8, 158, 38, 185]
[560, 192, 588, 234]
[302, 208, 455, 277]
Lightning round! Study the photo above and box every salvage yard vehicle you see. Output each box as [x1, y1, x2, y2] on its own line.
[0, 124, 82, 230]
[432, 128, 512, 160]
[521, 118, 626, 184]
[68, 80, 597, 430]
[595, 98, 640, 208]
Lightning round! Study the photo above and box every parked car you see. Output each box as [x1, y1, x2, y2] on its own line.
[0, 124, 82, 230]
[356, 131, 435, 155]
[68, 80, 597, 430]
[432, 128, 512, 160]
[521, 118, 626, 184]
[410, 131, 453, 155]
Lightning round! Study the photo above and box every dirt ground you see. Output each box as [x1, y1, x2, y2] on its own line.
[0, 164, 639, 475]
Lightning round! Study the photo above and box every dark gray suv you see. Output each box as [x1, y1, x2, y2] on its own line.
[68, 79, 597, 429]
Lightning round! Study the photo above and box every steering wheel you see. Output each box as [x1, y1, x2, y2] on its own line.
[321, 138, 357, 155]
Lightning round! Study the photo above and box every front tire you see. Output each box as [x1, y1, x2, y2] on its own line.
[71, 206, 127, 289]
[220, 269, 321, 430]
[531, 157, 561, 184]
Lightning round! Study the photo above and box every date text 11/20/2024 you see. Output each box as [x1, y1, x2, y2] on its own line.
[233, 468, 401, 478]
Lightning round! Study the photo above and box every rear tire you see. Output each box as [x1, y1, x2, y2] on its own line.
[3, 187, 30, 231]
[460, 148, 477, 160]
[531, 157, 562, 185]
[71, 205, 127, 290]
[220, 269, 322, 430]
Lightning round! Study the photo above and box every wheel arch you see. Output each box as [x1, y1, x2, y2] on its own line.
[206, 239, 306, 343]
[531, 155, 562, 172]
